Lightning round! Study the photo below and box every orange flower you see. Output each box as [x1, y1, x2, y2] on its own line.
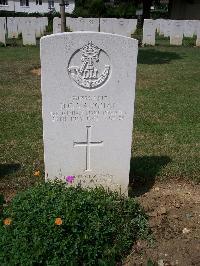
[55, 217, 63, 226]
[34, 170, 40, 177]
[3, 218, 12, 226]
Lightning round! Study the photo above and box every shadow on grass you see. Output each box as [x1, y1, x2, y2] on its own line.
[138, 49, 182, 64]
[0, 163, 21, 179]
[129, 156, 171, 197]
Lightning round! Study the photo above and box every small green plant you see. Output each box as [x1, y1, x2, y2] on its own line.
[0, 42, 5, 47]
[0, 181, 149, 265]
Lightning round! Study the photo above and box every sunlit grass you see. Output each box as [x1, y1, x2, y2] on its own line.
[0, 44, 199, 196]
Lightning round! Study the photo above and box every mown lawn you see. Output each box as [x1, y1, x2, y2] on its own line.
[0, 45, 200, 196]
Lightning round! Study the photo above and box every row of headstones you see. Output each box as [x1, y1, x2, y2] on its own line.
[53, 17, 138, 37]
[143, 19, 200, 46]
[0, 17, 48, 46]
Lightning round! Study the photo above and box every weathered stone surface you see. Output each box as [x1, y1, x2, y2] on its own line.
[22, 18, 36, 45]
[66, 17, 99, 32]
[170, 20, 183, 46]
[0, 17, 6, 45]
[143, 19, 156, 46]
[7, 17, 18, 38]
[100, 18, 137, 37]
[53, 17, 61, 34]
[40, 32, 138, 194]
[155, 19, 163, 34]
[196, 21, 200, 47]
[183, 20, 196, 38]
[163, 20, 172, 38]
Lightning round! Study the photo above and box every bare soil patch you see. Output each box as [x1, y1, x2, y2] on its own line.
[125, 179, 200, 266]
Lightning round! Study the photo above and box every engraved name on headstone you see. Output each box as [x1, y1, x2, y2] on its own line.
[41, 32, 138, 194]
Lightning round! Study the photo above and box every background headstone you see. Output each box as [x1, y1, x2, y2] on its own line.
[170, 20, 183, 46]
[53, 17, 61, 34]
[40, 32, 138, 194]
[0, 17, 6, 45]
[7, 17, 18, 39]
[66, 17, 99, 32]
[163, 20, 172, 38]
[184, 20, 196, 38]
[16, 17, 23, 35]
[41, 17, 48, 35]
[155, 18, 161, 34]
[22, 18, 36, 45]
[143, 19, 156, 46]
[113, 18, 137, 37]
[100, 18, 137, 37]
[196, 21, 200, 47]
[35, 18, 42, 38]
[100, 18, 116, 34]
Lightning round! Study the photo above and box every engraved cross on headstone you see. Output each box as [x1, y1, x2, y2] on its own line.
[73, 126, 103, 171]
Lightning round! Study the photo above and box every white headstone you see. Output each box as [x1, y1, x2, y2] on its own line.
[155, 18, 163, 34]
[22, 18, 36, 45]
[80, 18, 99, 32]
[170, 20, 183, 46]
[7, 17, 18, 39]
[40, 32, 138, 194]
[65, 17, 75, 31]
[53, 17, 61, 34]
[196, 21, 200, 47]
[114, 19, 137, 37]
[35, 18, 42, 38]
[100, 18, 116, 34]
[66, 17, 99, 32]
[163, 20, 172, 37]
[143, 19, 156, 46]
[16, 17, 22, 34]
[158, 19, 163, 35]
[0, 17, 6, 45]
[129, 19, 137, 36]
[184, 20, 196, 38]
[40, 17, 48, 35]
[19, 17, 28, 36]
[100, 18, 137, 37]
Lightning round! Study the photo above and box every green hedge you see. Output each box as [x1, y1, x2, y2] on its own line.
[0, 181, 149, 265]
[73, 0, 137, 18]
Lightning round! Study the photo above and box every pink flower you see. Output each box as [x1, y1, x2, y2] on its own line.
[66, 175, 75, 183]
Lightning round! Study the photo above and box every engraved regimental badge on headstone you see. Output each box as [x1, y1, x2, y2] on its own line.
[68, 41, 111, 90]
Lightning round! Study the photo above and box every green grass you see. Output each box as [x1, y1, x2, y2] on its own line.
[132, 46, 200, 184]
[0, 46, 43, 193]
[0, 45, 200, 195]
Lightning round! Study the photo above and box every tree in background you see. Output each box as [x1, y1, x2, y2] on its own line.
[73, 0, 168, 19]
[74, 0, 106, 17]
[74, 0, 137, 18]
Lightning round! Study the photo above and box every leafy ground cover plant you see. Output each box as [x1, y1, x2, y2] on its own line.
[0, 181, 149, 265]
